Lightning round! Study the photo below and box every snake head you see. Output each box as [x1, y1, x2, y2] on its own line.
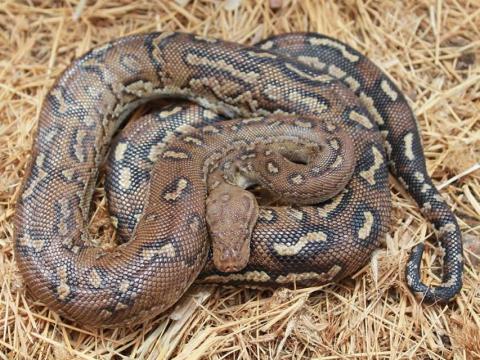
[206, 183, 259, 273]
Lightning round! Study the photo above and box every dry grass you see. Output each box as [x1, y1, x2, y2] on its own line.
[1, 0, 479, 359]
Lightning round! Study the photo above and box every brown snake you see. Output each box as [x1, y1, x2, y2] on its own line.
[14, 32, 463, 327]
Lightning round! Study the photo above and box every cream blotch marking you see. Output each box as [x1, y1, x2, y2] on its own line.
[291, 174, 305, 184]
[242, 117, 263, 124]
[274, 231, 327, 256]
[358, 211, 374, 240]
[22, 169, 47, 199]
[287, 208, 304, 221]
[123, 80, 155, 97]
[119, 167, 132, 190]
[381, 131, 392, 157]
[398, 177, 409, 190]
[163, 178, 189, 201]
[202, 125, 220, 134]
[422, 202, 432, 212]
[414, 171, 425, 182]
[203, 109, 218, 120]
[344, 76, 360, 91]
[259, 209, 275, 221]
[288, 90, 328, 114]
[58, 198, 71, 236]
[148, 142, 165, 162]
[183, 136, 203, 146]
[329, 139, 340, 150]
[455, 253, 463, 263]
[359, 146, 384, 185]
[259, 41, 273, 50]
[328, 64, 346, 79]
[57, 265, 70, 301]
[50, 88, 69, 114]
[115, 142, 128, 161]
[317, 191, 346, 218]
[89, 269, 102, 288]
[297, 55, 326, 70]
[115, 303, 129, 311]
[403, 133, 415, 161]
[188, 216, 201, 232]
[359, 93, 384, 126]
[285, 63, 333, 82]
[264, 84, 282, 101]
[18, 233, 45, 252]
[331, 155, 343, 168]
[176, 123, 197, 134]
[163, 150, 189, 159]
[326, 122, 336, 132]
[380, 80, 398, 101]
[44, 128, 58, 143]
[142, 243, 176, 261]
[119, 280, 130, 293]
[35, 153, 45, 168]
[294, 120, 313, 128]
[159, 106, 182, 119]
[275, 265, 342, 284]
[309, 37, 360, 62]
[349, 110, 373, 129]
[74, 130, 87, 162]
[421, 183, 432, 193]
[193, 35, 218, 43]
[439, 223, 457, 234]
[267, 162, 279, 174]
[111, 216, 118, 229]
[202, 271, 271, 283]
[99, 309, 113, 320]
[186, 54, 259, 84]
[240, 153, 256, 160]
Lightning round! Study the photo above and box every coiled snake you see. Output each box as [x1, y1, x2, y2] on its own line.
[14, 32, 463, 327]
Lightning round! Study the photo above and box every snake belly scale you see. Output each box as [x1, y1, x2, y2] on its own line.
[14, 32, 463, 327]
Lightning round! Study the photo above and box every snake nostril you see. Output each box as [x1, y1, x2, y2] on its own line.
[221, 250, 232, 261]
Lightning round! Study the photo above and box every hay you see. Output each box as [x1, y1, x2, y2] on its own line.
[1, 0, 479, 358]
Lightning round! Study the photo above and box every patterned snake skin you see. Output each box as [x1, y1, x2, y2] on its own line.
[14, 32, 463, 327]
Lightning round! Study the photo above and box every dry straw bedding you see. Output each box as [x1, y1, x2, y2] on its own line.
[0, 0, 479, 359]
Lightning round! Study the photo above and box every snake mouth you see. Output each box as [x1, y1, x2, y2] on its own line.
[216, 260, 248, 273]
[212, 233, 250, 272]
[212, 237, 250, 273]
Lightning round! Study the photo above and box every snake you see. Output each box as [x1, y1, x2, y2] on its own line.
[14, 32, 463, 327]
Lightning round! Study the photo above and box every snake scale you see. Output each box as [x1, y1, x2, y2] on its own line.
[14, 32, 463, 327]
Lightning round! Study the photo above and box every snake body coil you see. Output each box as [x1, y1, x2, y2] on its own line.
[14, 32, 463, 327]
